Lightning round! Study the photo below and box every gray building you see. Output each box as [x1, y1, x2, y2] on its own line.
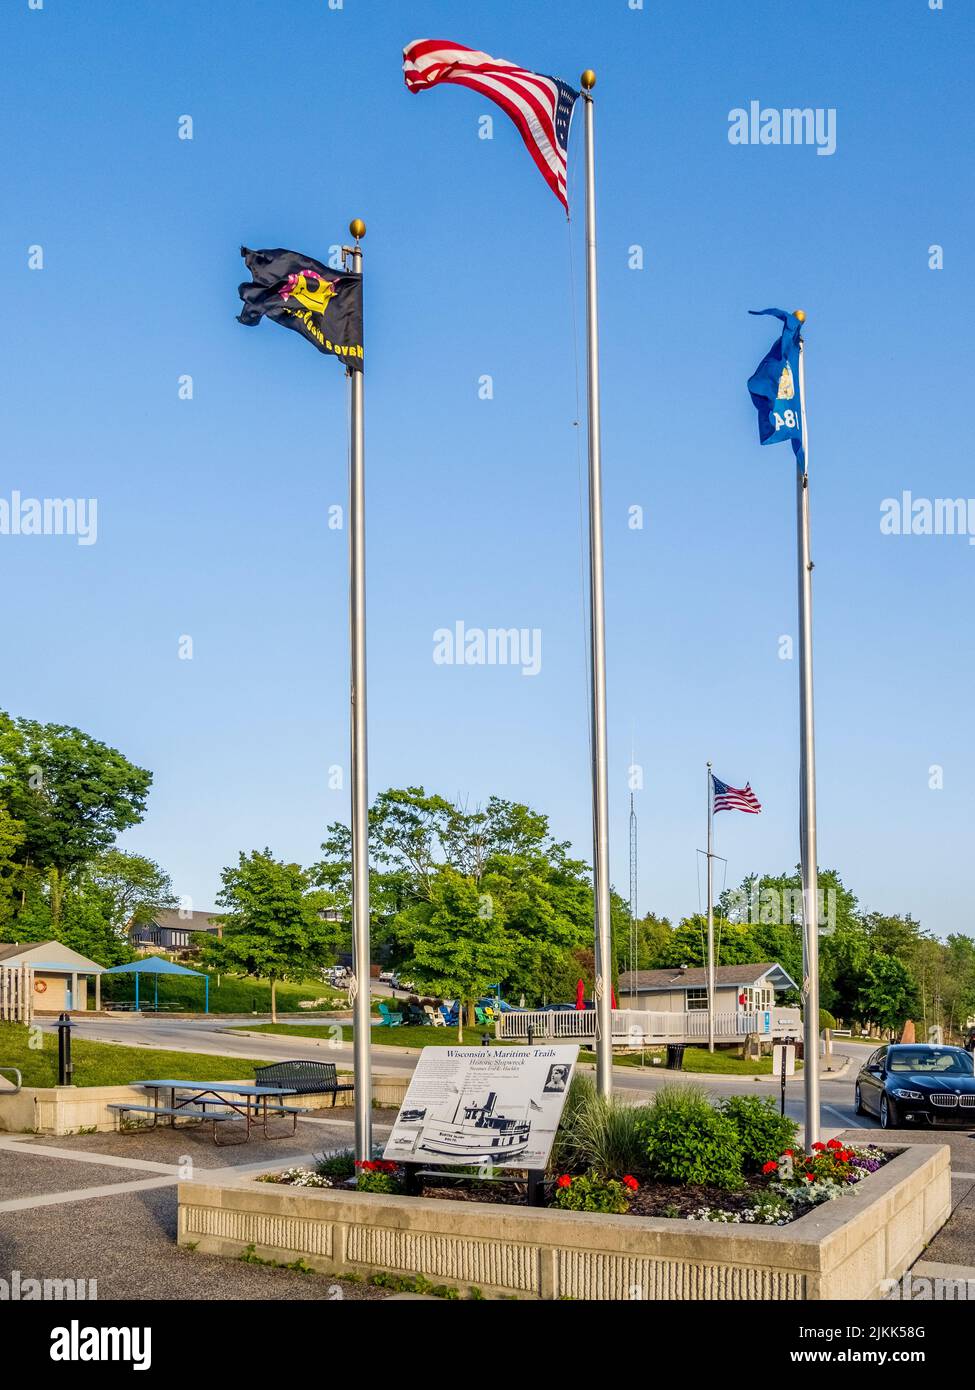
[129, 909, 222, 957]
[618, 961, 798, 1015]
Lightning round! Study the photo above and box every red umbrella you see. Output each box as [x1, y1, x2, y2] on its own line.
[611, 985, 617, 1009]
[575, 979, 585, 1010]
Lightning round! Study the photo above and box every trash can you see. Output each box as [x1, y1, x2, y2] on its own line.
[666, 1043, 686, 1070]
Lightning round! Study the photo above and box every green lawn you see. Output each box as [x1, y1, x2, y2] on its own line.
[98, 970, 344, 1016]
[577, 1046, 803, 1076]
[233, 1022, 491, 1048]
[0, 1021, 265, 1089]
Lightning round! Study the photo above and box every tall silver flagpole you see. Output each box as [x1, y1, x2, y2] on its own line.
[706, 762, 715, 1053]
[348, 218, 372, 1162]
[580, 70, 613, 1098]
[795, 311, 821, 1149]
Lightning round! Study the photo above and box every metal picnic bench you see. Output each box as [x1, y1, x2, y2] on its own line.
[108, 1080, 308, 1146]
[254, 1060, 354, 1107]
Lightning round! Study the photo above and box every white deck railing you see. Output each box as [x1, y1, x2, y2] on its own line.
[0, 966, 33, 1024]
[497, 1007, 801, 1045]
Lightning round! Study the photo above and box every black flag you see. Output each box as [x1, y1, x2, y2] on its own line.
[237, 246, 363, 371]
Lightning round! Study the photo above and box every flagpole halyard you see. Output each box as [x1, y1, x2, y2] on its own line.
[795, 314, 822, 1149]
[348, 218, 373, 1162]
[580, 72, 614, 1100]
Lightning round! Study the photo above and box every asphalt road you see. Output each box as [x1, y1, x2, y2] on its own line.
[34, 1018, 974, 1143]
[38, 1016, 885, 1120]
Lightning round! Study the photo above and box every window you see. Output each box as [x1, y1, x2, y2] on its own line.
[686, 988, 708, 1011]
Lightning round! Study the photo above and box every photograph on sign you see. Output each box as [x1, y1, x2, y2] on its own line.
[383, 1045, 579, 1169]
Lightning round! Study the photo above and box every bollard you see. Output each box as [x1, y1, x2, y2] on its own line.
[527, 1024, 534, 1047]
[57, 1012, 74, 1086]
[481, 1033, 490, 1048]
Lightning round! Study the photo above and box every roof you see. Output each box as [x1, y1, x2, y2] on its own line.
[101, 956, 206, 978]
[132, 909, 221, 934]
[618, 962, 798, 992]
[0, 940, 106, 972]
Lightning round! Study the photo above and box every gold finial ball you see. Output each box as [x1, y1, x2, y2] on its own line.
[793, 309, 807, 323]
[580, 69, 596, 91]
[349, 218, 366, 241]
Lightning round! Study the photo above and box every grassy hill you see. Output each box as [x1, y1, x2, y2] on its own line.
[98, 969, 343, 1015]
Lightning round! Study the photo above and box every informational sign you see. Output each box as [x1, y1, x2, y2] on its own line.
[773, 1043, 797, 1078]
[384, 1044, 579, 1170]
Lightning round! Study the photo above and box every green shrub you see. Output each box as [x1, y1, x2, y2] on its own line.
[551, 1170, 637, 1214]
[549, 1073, 648, 1177]
[819, 1008, 837, 1031]
[316, 1150, 356, 1180]
[636, 1085, 743, 1189]
[355, 1160, 401, 1194]
[719, 1095, 799, 1172]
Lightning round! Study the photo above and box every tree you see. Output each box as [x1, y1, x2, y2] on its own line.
[855, 955, 920, 1037]
[0, 807, 24, 931]
[0, 712, 152, 924]
[59, 878, 135, 966]
[85, 849, 176, 931]
[314, 788, 604, 1006]
[205, 850, 331, 1022]
[391, 867, 515, 1040]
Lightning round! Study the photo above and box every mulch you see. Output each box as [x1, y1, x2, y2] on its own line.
[418, 1173, 814, 1219]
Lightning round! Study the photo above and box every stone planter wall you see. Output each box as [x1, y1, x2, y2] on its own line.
[177, 1142, 951, 1300]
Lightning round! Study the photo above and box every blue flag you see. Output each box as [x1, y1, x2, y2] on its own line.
[747, 308, 804, 467]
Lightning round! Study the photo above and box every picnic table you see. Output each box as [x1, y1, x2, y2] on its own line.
[109, 1080, 306, 1145]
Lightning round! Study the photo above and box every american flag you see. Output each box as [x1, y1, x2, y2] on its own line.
[711, 775, 762, 815]
[403, 39, 579, 212]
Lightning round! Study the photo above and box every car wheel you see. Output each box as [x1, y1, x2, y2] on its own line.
[854, 1083, 865, 1117]
[880, 1093, 899, 1129]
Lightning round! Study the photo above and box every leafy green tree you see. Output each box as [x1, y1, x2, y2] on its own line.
[205, 850, 331, 1022]
[391, 867, 515, 1040]
[59, 878, 135, 966]
[314, 789, 605, 1005]
[0, 713, 152, 925]
[0, 807, 24, 931]
[85, 849, 176, 931]
[855, 955, 920, 1037]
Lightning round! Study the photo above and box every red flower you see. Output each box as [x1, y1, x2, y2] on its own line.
[827, 1138, 842, 1149]
[622, 1175, 639, 1191]
[811, 1142, 826, 1152]
[783, 1149, 794, 1158]
[557, 1174, 572, 1189]
[762, 1161, 778, 1174]
[806, 1173, 815, 1182]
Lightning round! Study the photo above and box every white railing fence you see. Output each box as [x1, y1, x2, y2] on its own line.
[497, 1006, 801, 1045]
[0, 966, 33, 1024]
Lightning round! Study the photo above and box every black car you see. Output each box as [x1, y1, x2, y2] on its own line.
[855, 1043, 975, 1128]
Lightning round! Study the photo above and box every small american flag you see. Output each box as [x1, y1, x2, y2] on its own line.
[711, 775, 762, 815]
[403, 39, 579, 212]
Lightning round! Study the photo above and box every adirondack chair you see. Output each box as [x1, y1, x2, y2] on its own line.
[378, 1001, 403, 1027]
[474, 1006, 489, 1026]
[424, 1005, 446, 1027]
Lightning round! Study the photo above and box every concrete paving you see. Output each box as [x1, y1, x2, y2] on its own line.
[0, 1115, 394, 1301]
[0, 1185, 387, 1301]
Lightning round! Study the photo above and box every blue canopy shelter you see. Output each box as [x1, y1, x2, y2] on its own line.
[100, 956, 210, 1013]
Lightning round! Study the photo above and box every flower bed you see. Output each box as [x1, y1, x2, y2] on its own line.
[179, 1141, 952, 1300]
[260, 1115, 893, 1229]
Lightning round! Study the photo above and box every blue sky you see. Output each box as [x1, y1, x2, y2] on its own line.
[2, 0, 972, 939]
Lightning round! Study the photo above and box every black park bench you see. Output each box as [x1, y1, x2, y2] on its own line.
[254, 1060, 354, 1107]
